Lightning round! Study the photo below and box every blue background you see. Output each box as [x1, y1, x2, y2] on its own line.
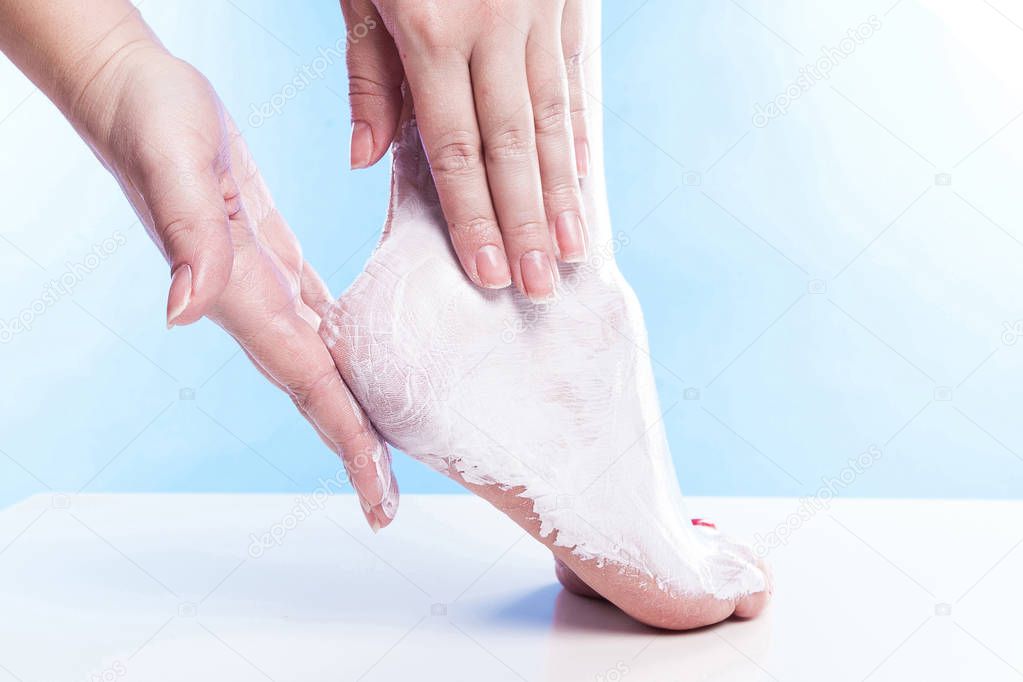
[2, 0, 1023, 506]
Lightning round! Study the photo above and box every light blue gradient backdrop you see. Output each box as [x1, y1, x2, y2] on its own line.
[2, 0, 1022, 507]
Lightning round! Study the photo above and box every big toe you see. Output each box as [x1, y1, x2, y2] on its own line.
[732, 558, 773, 619]
[554, 558, 602, 599]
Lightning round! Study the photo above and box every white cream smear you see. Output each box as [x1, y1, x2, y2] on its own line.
[320, 1, 765, 602]
[320, 121, 765, 601]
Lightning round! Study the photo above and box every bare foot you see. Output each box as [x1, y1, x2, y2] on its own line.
[320, 118, 772, 629]
[553, 518, 772, 624]
[321, 0, 770, 629]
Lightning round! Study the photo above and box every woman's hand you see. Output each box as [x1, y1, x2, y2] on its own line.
[84, 44, 397, 530]
[0, 0, 398, 527]
[341, 0, 591, 303]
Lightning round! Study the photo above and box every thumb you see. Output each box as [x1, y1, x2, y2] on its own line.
[143, 163, 236, 328]
[343, 0, 404, 169]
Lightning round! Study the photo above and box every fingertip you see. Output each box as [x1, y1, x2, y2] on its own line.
[372, 504, 391, 531]
[350, 120, 375, 170]
[554, 212, 588, 264]
[519, 250, 558, 304]
[165, 244, 233, 327]
[359, 495, 381, 533]
[474, 244, 513, 289]
[166, 263, 193, 328]
[370, 471, 399, 531]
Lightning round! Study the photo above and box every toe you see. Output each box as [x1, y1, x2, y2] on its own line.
[554, 558, 603, 599]
[732, 558, 773, 619]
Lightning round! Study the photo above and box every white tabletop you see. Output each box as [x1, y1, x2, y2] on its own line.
[0, 493, 1020, 681]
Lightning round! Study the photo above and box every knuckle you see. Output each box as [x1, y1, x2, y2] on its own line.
[428, 134, 483, 177]
[542, 180, 581, 208]
[160, 216, 196, 245]
[397, 8, 450, 51]
[564, 50, 584, 77]
[570, 98, 588, 119]
[340, 425, 378, 455]
[448, 216, 498, 242]
[289, 367, 339, 414]
[347, 73, 399, 99]
[533, 99, 570, 135]
[486, 127, 536, 162]
[160, 215, 224, 256]
[503, 219, 548, 240]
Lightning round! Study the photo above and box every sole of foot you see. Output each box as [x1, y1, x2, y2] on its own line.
[458, 476, 773, 630]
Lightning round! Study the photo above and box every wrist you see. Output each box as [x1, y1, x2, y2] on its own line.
[0, 1, 164, 136]
[62, 34, 168, 154]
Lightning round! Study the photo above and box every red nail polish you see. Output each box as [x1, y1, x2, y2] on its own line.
[691, 518, 716, 529]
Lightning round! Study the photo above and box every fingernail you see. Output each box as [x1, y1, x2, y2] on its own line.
[166, 263, 192, 328]
[355, 489, 382, 533]
[555, 212, 587, 263]
[359, 496, 377, 531]
[380, 472, 399, 521]
[576, 139, 590, 178]
[475, 244, 512, 289]
[347, 441, 390, 506]
[372, 505, 390, 531]
[520, 250, 556, 304]
[374, 442, 392, 502]
[691, 518, 717, 529]
[350, 121, 374, 170]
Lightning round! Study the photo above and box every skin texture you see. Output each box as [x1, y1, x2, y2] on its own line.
[465, 481, 773, 629]
[0, 0, 596, 527]
[0, 2, 395, 529]
[340, 0, 591, 302]
[3, 2, 777, 629]
[319, 120, 773, 629]
[322, 1, 772, 628]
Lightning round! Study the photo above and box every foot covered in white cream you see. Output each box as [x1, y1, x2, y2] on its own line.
[321, 123, 772, 630]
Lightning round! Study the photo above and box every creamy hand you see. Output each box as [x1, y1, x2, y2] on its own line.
[0, 1, 395, 528]
[340, 0, 591, 302]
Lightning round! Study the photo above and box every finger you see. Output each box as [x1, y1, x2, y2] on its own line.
[300, 259, 334, 319]
[216, 125, 334, 324]
[562, 0, 590, 178]
[226, 281, 397, 529]
[140, 160, 237, 327]
[211, 198, 398, 531]
[527, 21, 588, 263]
[217, 121, 398, 529]
[402, 49, 512, 290]
[471, 36, 559, 303]
[342, 0, 405, 169]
